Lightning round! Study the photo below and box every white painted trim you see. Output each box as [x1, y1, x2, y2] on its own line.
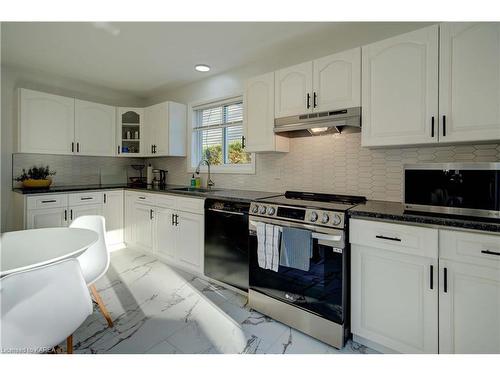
[186, 94, 256, 175]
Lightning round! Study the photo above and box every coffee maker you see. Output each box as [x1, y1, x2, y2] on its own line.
[152, 169, 167, 187]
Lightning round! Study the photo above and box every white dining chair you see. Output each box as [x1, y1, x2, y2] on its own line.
[70, 215, 113, 327]
[0, 258, 92, 354]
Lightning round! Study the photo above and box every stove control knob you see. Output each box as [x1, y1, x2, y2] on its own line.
[321, 213, 330, 224]
[267, 206, 276, 215]
[331, 213, 342, 226]
[310, 211, 318, 222]
[252, 205, 259, 214]
[259, 205, 267, 214]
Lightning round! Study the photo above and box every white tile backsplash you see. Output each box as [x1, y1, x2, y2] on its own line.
[149, 133, 500, 202]
[12, 154, 142, 187]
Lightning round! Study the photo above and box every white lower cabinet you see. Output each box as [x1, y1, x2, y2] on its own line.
[350, 219, 500, 354]
[350, 219, 439, 354]
[175, 211, 204, 271]
[124, 192, 204, 275]
[132, 202, 155, 253]
[26, 207, 68, 229]
[438, 229, 500, 354]
[102, 190, 124, 248]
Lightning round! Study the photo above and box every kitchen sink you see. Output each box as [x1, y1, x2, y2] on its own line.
[170, 187, 219, 193]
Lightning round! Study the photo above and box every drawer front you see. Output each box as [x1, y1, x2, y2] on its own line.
[127, 191, 155, 205]
[350, 218, 438, 258]
[440, 229, 500, 268]
[27, 194, 68, 209]
[175, 196, 205, 214]
[155, 194, 176, 209]
[68, 192, 103, 206]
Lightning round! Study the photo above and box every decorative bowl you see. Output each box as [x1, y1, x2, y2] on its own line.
[22, 178, 52, 189]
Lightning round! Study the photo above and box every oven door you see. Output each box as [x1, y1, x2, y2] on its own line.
[248, 216, 347, 325]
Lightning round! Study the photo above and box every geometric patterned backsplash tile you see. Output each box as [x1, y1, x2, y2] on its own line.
[12, 153, 142, 188]
[13, 133, 500, 203]
[150, 133, 500, 203]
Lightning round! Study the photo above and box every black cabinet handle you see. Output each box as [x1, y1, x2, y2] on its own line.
[72, 142, 74, 152]
[430, 265, 434, 290]
[175, 214, 179, 226]
[70, 209, 73, 220]
[241, 136, 246, 149]
[306, 93, 311, 109]
[442, 115, 446, 137]
[41, 199, 57, 203]
[444, 267, 448, 293]
[77, 142, 80, 153]
[431, 116, 435, 137]
[150, 209, 154, 220]
[80, 197, 93, 200]
[118, 145, 121, 154]
[151, 144, 153, 154]
[171, 213, 175, 226]
[375, 235, 401, 242]
[313, 92, 317, 108]
[64, 209, 67, 221]
[104, 193, 107, 204]
[481, 250, 500, 256]
[138, 196, 146, 200]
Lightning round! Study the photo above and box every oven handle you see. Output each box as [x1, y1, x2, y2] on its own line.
[249, 219, 343, 242]
[207, 208, 246, 216]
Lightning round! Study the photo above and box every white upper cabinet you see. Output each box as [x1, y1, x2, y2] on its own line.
[244, 72, 289, 153]
[439, 23, 500, 143]
[275, 61, 313, 118]
[144, 101, 187, 157]
[117, 108, 143, 156]
[18, 89, 75, 154]
[361, 25, 439, 147]
[75, 99, 116, 156]
[312, 47, 361, 112]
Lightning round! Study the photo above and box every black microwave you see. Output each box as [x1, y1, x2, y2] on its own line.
[404, 163, 500, 220]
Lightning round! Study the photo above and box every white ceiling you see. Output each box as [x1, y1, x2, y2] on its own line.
[1, 22, 429, 97]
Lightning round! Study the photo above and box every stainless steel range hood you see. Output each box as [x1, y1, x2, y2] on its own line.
[274, 107, 361, 138]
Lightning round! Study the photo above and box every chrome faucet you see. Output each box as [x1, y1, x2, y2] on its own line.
[195, 158, 215, 189]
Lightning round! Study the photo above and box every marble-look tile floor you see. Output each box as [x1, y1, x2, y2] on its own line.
[69, 248, 378, 354]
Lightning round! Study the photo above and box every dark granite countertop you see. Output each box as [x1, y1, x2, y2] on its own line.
[349, 200, 500, 233]
[13, 184, 280, 203]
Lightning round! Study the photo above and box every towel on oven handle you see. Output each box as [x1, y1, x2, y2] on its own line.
[279, 226, 312, 272]
[256, 222, 281, 272]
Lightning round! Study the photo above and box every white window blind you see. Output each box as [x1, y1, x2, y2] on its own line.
[192, 98, 251, 167]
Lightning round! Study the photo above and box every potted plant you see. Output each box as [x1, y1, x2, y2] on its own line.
[15, 165, 56, 188]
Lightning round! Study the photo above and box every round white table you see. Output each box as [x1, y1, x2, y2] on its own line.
[0, 227, 98, 277]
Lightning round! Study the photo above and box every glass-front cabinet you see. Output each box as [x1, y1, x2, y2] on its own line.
[117, 108, 144, 156]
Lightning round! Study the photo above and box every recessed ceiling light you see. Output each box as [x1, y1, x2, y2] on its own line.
[195, 64, 211, 72]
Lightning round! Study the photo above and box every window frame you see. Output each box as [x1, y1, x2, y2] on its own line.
[188, 95, 255, 175]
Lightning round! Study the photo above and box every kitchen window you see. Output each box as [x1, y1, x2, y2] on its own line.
[191, 96, 254, 173]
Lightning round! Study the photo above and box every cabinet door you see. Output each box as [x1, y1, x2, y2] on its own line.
[69, 204, 102, 223]
[275, 61, 313, 118]
[132, 203, 154, 253]
[26, 207, 68, 229]
[117, 108, 143, 156]
[175, 211, 204, 273]
[361, 25, 439, 147]
[439, 23, 500, 143]
[439, 260, 500, 354]
[351, 245, 438, 353]
[312, 47, 361, 112]
[18, 89, 75, 154]
[102, 191, 124, 247]
[154, 207, 177, 261]
[75, 99, 116, 156]
[144, 102, 167, 156]
[124, 192, 135, 245]
[244, 72, 289, 152]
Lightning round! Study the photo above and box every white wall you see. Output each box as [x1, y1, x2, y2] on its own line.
[0, 64, 145, 231]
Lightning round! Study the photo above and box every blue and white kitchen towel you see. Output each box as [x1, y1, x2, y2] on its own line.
[279, 226, 313, 272]
[256, 222, 281, 272]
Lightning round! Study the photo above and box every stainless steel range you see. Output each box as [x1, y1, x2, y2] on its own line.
[248, 191, 366, 349]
